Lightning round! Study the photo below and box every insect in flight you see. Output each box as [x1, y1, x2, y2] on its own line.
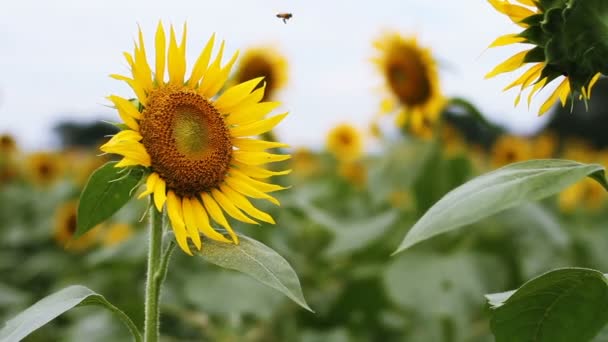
[276, 12, 293, 24]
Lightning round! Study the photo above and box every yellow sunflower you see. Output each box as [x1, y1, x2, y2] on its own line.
[0, 134, 17, 155]
[54, 200, 101, 252]
[25, 152, 64, 187]
[373, 33, 445, 134]
[491, 135, 532, 167]
[100, 23, 290, 255]
[485, 0, 602, 115]
[338, 161, 367, 189]
[326, 124, 363, 162]
[232, 46, 288, 101]
[530, 131, 557, 159]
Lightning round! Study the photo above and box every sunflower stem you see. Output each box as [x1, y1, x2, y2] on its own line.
[144, 205, 164, 342]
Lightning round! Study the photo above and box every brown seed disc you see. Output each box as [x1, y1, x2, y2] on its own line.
[385, 45, 432, 107]
[140, 86, 233, 197]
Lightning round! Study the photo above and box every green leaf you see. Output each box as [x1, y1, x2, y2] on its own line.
[395, 159, 607, 253]
[76, 161, 144, 237]
[0, 285, 142, 342]
[195, 233, 313, 312]
[487, 268, 608, 342]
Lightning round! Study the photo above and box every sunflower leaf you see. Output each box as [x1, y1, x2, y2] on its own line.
[194, 233, 313, 312]
[395, 159, 607, 253]
[487, 268, 608, 342]
[76, 161, 144, 237]
[0, 285, 142, 342]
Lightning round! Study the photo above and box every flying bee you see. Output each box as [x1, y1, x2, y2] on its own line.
[276, 12, 292, 24]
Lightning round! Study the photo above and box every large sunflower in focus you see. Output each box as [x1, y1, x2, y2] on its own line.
[101, 23, 290, 255]
[485, 0, 602, 115]
[232, 46, 287, 101]
[373, 33, 444, 137]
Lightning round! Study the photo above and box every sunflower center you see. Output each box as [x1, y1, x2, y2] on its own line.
[386, 47, 432, 106]
[338, 132, 353, 145]
[140, 86, 233, 197]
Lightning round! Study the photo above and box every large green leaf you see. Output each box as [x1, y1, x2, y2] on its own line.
[195, 233, 313, 312]
[0, 285, 141, 342]
[487, 268, 608, 342]
[395, 159, 607, 253]
[76, 161, 144, 237]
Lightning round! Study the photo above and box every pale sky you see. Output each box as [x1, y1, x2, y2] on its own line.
[0, 0, 554, 150]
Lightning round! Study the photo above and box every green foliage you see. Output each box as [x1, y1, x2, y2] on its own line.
[396, 159, 608, 253]
[76, 162, 144, 237]
[0, 285, 141, 342]
[487, 268, 608, 342]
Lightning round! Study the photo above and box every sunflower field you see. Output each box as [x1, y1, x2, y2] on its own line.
[3, 1, 608, 341]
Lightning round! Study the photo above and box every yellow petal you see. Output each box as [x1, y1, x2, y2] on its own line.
[527, 77, 547, 107]
[137, 172, 159, 199]
[197, 41, 225, 95]
[108, 95, 142, 120]
[485, 50, 530, 79]
[115, 158, 144, 168]
[201, 192, 239, 243]
[539, 78, 569, 115]
[233, 161, 291, 179]
[153, 177, 167, 211]
[168, 25, 186, 85]
[233, 150, 291, 165]
[229, 85, 266, 113]
[166, 191, 192, 255]
[380, 98, 396, 114]
[155, 21, 166, 85]
[234, 138, 289, 151]
[109, 74, 147, 104]
[226, 101, 281, 125]
[220, 184, 276, 224]
[187, 34, 216, 88]
[230, 113, 288, 137]
[587, 73, 602, 99]
[102, 130, 143, 146]
[181, 197, 202, 250]
[214, 77, 265, 112]
[190, 197, 232, 243]
[201, 50, 239, 98]
[134, 25, 153, 91]
[503, 63, 543, 91]
[211, 188, 258, 224]
[230, 169, 287, 193]
[224, 176, 280, 205]
[488, 33, 526, 48]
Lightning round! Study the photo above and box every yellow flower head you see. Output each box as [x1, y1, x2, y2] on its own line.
[232, 46, 288, 101]
[54, 200, 100, 252]
[531, 131, 558, 159]
[485, 0, 602, 115]
[491, 135, 532, 168]
[100, 23, 290, 255]
[0, 134, 17, 155]
[373, 33, 445, 132]
[326, 124, 363, 162]
[25, 152, 64, 187]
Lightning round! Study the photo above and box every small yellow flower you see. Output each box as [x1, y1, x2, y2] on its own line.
[232, 46, 288, 101]
[373, 33, 445, 134]
[491, 135, 531, 168]
[338, 161, 367, 189]
[25, 152, 64, 187]
[326, 124, 363, 162]
[485, 0, 602, 115]
[100, 23, 290, 255]
[102, 223, 134, 246]
[54, 200, 100, 252]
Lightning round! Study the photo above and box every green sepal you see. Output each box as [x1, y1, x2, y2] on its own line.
[523, 46, 546, 63]
[518, 26, 546, 45]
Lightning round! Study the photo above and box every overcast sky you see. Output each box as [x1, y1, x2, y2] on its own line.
[0, 0, 554, 150]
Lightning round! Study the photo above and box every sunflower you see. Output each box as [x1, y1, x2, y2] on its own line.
[491, 135, 532, 167]
[0, 134, 17, 155]
[373, 33, 445, 134]
[530, 131, 557, 159]
[338, 161, 367, 189]
[100, 23, 290, 255]
[54, 200, 100, 252]
[485, 0, 602, 115]
[232, 46, 287, 101]
[25, 152, 64, 187]
[326, 124, 363, 162]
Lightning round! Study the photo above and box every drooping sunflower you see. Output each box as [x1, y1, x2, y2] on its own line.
[326, 124, 363, 162]
[25, 152, 64, 187]
[373, 33, 445, 136]
[232, 46, 288, 101]
[100, 23, 290, 255]
[485, 0, 602, 115]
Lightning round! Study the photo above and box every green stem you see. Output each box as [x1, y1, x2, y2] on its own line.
[144, 206, 164, 342]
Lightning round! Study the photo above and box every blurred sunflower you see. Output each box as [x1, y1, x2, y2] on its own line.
[558, 178, 606, 213]
[326, 124, 363, 162]
[54, 200, 100, 252]
[530, 131, 557, 159]
[232, 46, 287, 101]
[0, 134, 17, 155]
[100, 23, 290, 255]
[486, 0, 603, 115]
[102, 223, 134, 246]
[491, 135, 532, 167]
[25, 152, 63, 187]
[338, 161, 367, 189]
[291, 147, 321, 179]
[373, 33, 444, 137]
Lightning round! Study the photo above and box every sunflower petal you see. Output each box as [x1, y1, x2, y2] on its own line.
[137, 172, 159, 199]
[503, 63, 543, 91]
[181, 197, 202, 250]
[488, 33, 526, 48]
[153, 177, 166, 211]
[108, 95, 142, 120]
[190, 197, 232, 243]
[220, 184, 276, 224]
[134, 25, 153, 91]
[233, 161, 291, 179]
[227, 101, 281, 125]
[485, 50, 529, 79]
[155, 21, 166, 84]
[233, 150, 291, 165]
[234, 138, 289, 151]
[224, 176, 280, 206]
[110, 74, 147, 104]
[527, 77, 547, 107]
[587, 73, 601, 99]
[166, 191, 192, 255]
[229, 84, 267, 113]
[168, 25, 186, 85]
[230, 169, 287, 193]
[202, 50, 239, 98]
[212, 188, 258, 224]
[214, 77, 265, 112]
[201, 192, 239, 244]
[198, 41, 225, 95]
[539, 78, 569, 115]
[230, 113, 288, 137]
[187, 33, 216, 87]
